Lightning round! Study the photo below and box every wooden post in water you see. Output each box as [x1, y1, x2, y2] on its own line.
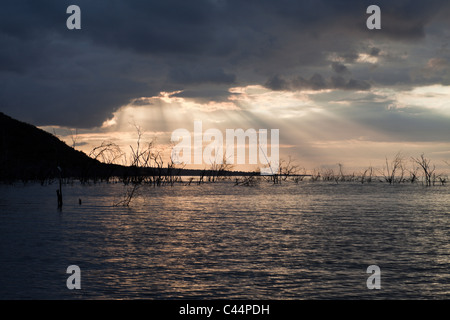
[56, 166, 63, 209]
[56, 189, 63, 209]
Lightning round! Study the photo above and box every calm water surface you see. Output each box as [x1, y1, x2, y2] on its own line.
[0, 180, 449, 299]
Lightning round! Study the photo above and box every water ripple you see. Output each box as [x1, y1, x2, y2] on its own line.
[0, 181, 449, 299]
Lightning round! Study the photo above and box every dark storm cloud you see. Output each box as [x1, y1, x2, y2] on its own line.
[265, 75, 290, 91]
[294, 74, 371, 91]
[168, 67, 236, 85]
[293, 74, 329, 91]
[265, 62, 371, 91]
[331, 62, 350, 75]
[369, 47, 381, 57]
[0, 0, 449, 127]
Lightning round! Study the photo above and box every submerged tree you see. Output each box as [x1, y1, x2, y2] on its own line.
[89, 141, 126, 165]
[412, 154, 435, 186]
[407, 160, 420, 184]
[208, 156, 234, 182]
[279, 156, 301, 181]
[381, 152, 405, 184]
[360, 166, 374, 184]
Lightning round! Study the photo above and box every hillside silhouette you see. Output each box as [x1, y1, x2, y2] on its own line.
[0, 112, 116, 182]
[0, 112, 253, 182]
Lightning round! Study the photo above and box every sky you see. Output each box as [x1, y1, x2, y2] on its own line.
[1, 0, 450, 172]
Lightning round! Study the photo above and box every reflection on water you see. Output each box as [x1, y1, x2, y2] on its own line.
[0, 181, 449, 299]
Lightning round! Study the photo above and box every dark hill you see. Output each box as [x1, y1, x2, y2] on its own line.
[0, 112, 255, 182]
[0, 112, 111, 182]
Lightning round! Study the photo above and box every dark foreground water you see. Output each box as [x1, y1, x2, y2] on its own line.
[0, 180, 449, 299]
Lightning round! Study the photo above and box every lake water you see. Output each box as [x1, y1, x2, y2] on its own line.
[0, 179, 449, 299]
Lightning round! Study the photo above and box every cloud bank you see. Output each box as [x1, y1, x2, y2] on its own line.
[1, 0, 450, 128]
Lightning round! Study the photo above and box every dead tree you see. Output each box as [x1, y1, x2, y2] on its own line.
[360, 166, 373, 184]
[381, 152, 405, 184]
[89, 141, 125, 165]
[408, 162, 420, 184]
[69, 129, 78, 149]
[412, 154, 435, 186]
[279, 156, 300, 181]
[208, 156, 234, 182]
